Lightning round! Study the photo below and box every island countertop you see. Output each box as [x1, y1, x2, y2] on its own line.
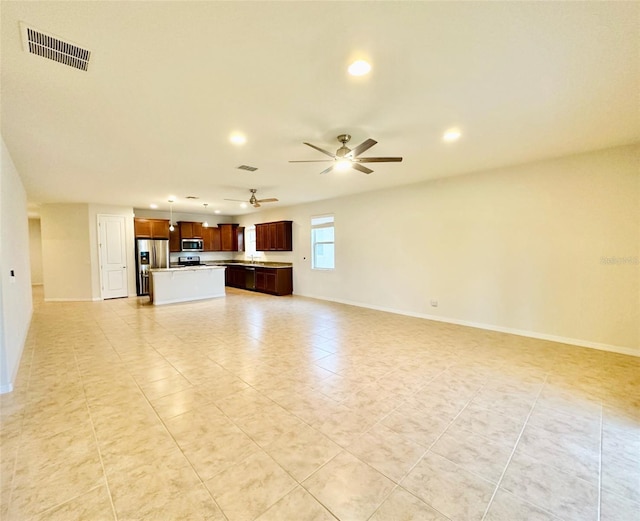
[155, 265, 227, 272]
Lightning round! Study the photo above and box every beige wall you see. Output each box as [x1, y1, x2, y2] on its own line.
[0, 136, 33, 393]
[40, 204, 138, 300]
[28, 218, 43, 285]
[40, 203, 94, 301]
[238, 144, 639, 355]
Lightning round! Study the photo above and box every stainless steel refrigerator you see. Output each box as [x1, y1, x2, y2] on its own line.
[136, 239, 169, 296]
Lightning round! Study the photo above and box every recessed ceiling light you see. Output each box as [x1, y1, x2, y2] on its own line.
[230, 132, 246, 145]
[240, 202, 248, 208]
[214, 210, 220, 214]
[149, 204, 158, 209]
[348, 60, 371, 76]
[443, 129, 462, 142]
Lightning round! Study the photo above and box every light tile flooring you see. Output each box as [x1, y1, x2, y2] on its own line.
[1, 287, 639, 521]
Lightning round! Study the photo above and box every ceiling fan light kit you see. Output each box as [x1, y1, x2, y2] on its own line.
[289, 134, 402, 175]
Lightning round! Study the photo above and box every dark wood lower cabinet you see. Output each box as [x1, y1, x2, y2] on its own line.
[224, 266, 292, 296]
[225, 266, 247, 289]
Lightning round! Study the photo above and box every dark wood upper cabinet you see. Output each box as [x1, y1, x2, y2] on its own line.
[202, 227, 222, 251]
[255, 221, 292, 251]
[146, 219, 242, 252]
[169, 226, 181, 252]
[218, 223, 241, 251]
[237, 227, 245, 252]
[256, 222, 268, 251]
[134, 218, 170, 239]
[178, 221, 203, 239]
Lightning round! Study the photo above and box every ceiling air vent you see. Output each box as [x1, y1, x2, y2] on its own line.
[237, 165, 258, 172]
[21, 23, 91, 71]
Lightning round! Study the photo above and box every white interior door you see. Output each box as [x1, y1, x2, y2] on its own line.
[98, 214, 128, 299]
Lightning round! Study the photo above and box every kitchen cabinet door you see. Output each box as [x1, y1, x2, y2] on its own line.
[281, 221, 293, 250]
[179, 221, 203, 239]
[169, 227, 181, 252]
[268, 223, 278, 250]
[150, 220, 170, 239]
[192, 222, 203, 238]
[219, 223, 239, 251]
[255, 268, 292, 295]
[225, 266, 246, 288]
[135, 218, 171, 239]
[202, 227, 214, 251]
[256, 269, 277, 293]
[134, 219, 152, 238]
[255, 221, 292, 251]
[237, 227, 245, 252]
[211, 227, 221, 251]
[255, 223, 268, 251]
[202, 227, 222, 251]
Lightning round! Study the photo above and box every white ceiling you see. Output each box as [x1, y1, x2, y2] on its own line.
[2, 1, 638, 216]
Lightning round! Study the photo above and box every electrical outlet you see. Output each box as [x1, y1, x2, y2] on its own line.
[430, 299, 438, 307]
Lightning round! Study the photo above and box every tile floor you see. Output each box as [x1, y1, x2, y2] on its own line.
[1, 287, 639, 521]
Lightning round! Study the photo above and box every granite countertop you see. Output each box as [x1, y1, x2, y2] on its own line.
[164, 261, 293, 270]
[205, 261, 293, 269]
[155, 265, 226, 272]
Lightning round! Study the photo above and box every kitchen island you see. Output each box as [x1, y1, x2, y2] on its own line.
[149, 266, 226, 305]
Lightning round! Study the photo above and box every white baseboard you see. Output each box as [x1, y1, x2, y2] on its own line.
[1, 307, 33, 395]
[297, 292, 639, 358]
[44, 297, 96, 302]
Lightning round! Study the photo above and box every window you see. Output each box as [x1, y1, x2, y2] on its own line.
[311, 215, 334, 270]
[245, 226, 258, 258]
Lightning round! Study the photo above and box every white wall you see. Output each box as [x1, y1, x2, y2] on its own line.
[40, 203, 94, 301]
[29, 218, 43, 285]
[237, 144, 639, 355]
[0, 137, 33, 393]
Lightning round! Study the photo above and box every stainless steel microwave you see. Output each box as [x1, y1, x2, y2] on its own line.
[181, 238, 203, 251]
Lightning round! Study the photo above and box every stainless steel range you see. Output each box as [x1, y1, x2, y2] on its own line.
[177, 256, 206, 267]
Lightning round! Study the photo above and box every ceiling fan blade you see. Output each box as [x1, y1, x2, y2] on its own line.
[356, 157, 403, 163]
[257, 198, 278, 203]
[319, 165, 335, 175]
[224, 198, 248, 202]
[289, 160, 334, 163]
[304, 142, 336, 158]
[349, 138, 377, 158]
[351, 163, 374, 175]
[253, 202, 261, 208]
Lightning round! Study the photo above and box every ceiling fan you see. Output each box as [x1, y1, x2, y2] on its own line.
[289, 134, 403, 174]
[225, 188, 279, 208]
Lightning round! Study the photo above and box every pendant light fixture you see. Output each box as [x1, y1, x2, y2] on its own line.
[168, 198, 175, 232]
[203, 203, 209, 227]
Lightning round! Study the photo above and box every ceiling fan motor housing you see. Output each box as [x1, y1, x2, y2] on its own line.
[336, 134, 352, 157]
